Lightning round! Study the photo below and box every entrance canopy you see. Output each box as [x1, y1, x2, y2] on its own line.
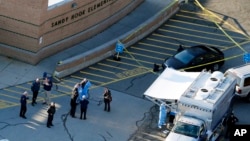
[144, 68, 200, 100]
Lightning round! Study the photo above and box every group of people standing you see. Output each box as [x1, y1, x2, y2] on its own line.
[19, 74, 56, 128]
[70, 79, 112, 120]
[20, 75, 113, 128]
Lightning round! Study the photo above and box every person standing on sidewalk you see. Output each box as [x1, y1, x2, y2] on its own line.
[103, 88, 112, 112]
[47, 102, 56, 128]
[70, 83, 79, 118]
[31, 78, 40, 106]
[43, 77, 53, 105]
[19, 91, 29, 119]
[80, 95, 89, 120]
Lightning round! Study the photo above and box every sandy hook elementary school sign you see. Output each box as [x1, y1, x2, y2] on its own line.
[51, 0, 114, 28]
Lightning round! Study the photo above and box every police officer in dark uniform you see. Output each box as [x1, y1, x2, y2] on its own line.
[47, 102, 56, 128]
[20, 91, 29, 119]
[31, 78, 40, 106]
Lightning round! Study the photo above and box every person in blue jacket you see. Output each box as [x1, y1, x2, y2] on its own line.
[158, 103, 167, 129]
[31, 78, 40, 106]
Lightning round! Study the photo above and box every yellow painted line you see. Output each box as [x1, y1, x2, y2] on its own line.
[0, 93, 20, 100]
[182, 50, 244, 71]
[167, 17, 245, 39]
[151, 34, 227, 49]
[79, 71, 114, 80]
[128, 52, 164, 61]
[15, 85, 30, 91]
[175, 13, 215, 23]
[70, 75, 103, 84]
[168, 19, 217, 29]
[56, 82, 75, 90]
[222, 40, 250, 51]
[89, 67, 116, 74]
[138, 42, 177, 51]
[0, 99, 19, 109]
[158, 28, 234, 44]
[3, 88, 22, 95]
[131, 46, 173, 56]
[61, 78, 79, 84]
[123, 47, 157, 75]
[106, 58, 145, 68]
[90, 69, 154, 89]
[194, 0, 247, 53]
[164, 24, 248, 41]
[186, 3, 249, 39]
[97, 63, 127, 71]
[119, 55, 155, 66]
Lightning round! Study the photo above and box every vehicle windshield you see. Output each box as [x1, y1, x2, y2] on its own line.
[174, 50, 195, 65]
[172, 121, 200, 138]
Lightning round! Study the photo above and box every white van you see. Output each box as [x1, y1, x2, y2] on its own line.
[225, 63, 250, 102]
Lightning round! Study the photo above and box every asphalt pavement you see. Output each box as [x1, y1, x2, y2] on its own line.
[0, 0, 250, 141]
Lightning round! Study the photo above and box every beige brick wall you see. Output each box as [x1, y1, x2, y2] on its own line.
[0, 0, 137, 64]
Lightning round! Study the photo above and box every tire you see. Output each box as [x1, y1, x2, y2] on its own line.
[246, 93, 250, 102]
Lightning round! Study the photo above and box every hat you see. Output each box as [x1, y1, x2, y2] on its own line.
[82, 95, 86, 99]
[50, 102, 55, 106]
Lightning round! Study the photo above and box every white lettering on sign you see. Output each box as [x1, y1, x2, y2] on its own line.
[234, 129, 247, 136]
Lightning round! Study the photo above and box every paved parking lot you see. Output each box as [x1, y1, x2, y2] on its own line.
[0, 0, 250, 141]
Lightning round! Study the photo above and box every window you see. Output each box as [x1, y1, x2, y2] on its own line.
[174, 50, 195, 65]
[48, 0, 72, 9]
[243, 77, 250, 87]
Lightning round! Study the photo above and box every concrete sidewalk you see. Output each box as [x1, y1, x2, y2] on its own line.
[0, 0, 175, 89]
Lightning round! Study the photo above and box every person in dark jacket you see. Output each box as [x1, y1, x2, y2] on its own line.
[47, 102, 56, 128]
[70, 83, 79, 118]
[177, 44, 184, 52]
[103, 88, 112, 112]
[19, 91, 29, 119]
[225, 113, 239, 138]
[31, 78, 40, 106]
[80, 95, 89, 120]
[43, 77, 53, 105]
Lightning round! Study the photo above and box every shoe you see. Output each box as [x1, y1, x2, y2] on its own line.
[83, 118, 87, 120]
[22, 116, 27, 119]
[50, 124, 54, 126]
[34, 102, 37, 104]
[31, 103, 34, 106]
[158, 126, 162, 129]
[47, 126, 51, 128]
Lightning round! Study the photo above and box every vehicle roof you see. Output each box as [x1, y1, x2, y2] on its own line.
[227, 63, 250, 78]
[180, 70, 236, 109]
[143, 68, 200, 100]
